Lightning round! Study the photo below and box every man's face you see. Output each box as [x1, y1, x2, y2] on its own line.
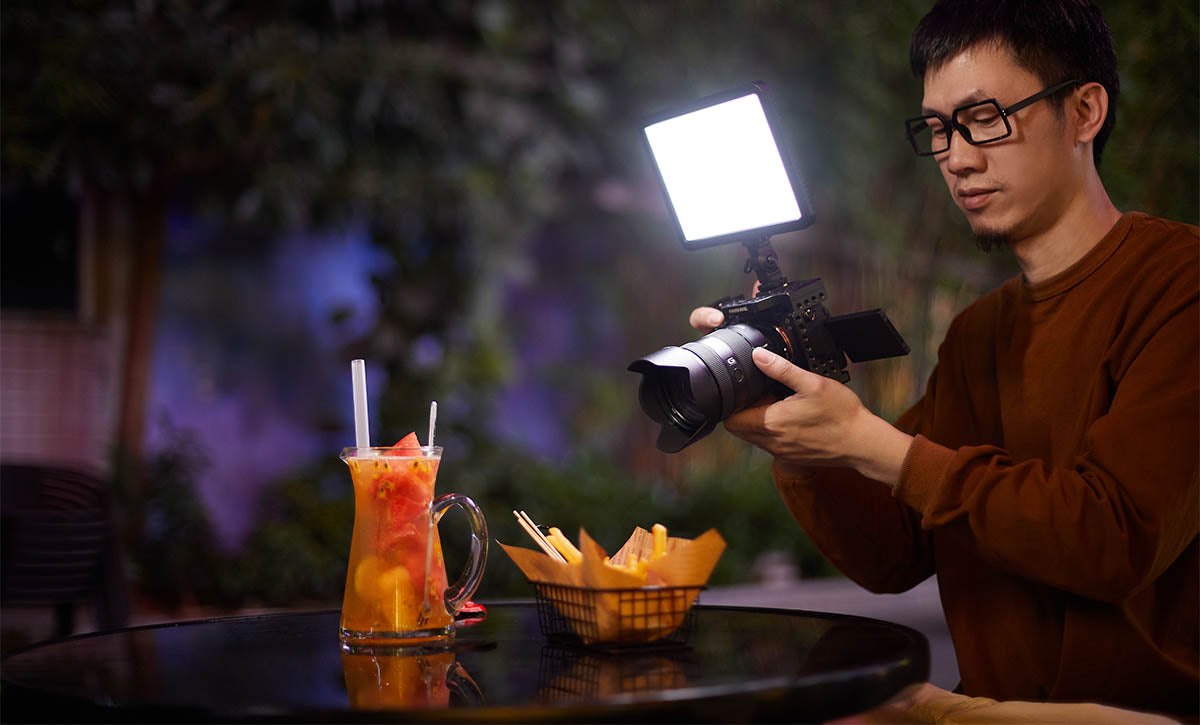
[921, 43, 1078, 245]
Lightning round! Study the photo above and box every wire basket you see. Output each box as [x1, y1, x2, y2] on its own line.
[534, 583, 703, 647]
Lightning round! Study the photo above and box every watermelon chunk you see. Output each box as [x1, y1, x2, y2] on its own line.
[382, 432, 421, 455]
[393, 432, 420, 448]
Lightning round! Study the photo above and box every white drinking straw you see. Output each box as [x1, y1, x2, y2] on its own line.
[420, 398, 440, 622]
[351, 359, 371, 450]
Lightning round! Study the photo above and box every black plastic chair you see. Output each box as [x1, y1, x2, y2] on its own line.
[1, 464, 127, 637]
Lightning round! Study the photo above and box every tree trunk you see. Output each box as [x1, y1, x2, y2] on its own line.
[116, 190, 167, 470]
[82, 185, 168, 569]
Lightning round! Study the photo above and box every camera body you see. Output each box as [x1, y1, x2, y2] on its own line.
[628, 241, 908, 453]
[714, 275, 849, 388]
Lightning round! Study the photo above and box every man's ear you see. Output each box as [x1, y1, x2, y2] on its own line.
[1072, 82, 1109, 146]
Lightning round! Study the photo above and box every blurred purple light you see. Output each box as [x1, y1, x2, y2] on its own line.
[145, 221, 386, 549]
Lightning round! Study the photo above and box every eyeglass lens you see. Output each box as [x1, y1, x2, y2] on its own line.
[908, 100, 1010, 155]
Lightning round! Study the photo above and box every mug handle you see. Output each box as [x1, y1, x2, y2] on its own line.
[431, 493, 488, 615]
[447, 662, 485, 706]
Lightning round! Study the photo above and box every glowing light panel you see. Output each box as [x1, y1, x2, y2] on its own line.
[644, 93, 803, 244]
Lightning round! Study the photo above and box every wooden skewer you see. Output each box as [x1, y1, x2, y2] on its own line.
[519, 510, 556, 549]
[512, 510, 543, 549]
[517, 510, 541, 539]
[517, 510, 540, 531]
[519, 511, 568, 563]
[522, 516, 567, 563]
[512, 510, 566, 562]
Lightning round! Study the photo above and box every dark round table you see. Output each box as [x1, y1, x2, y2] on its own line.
[1, 601, 929, 722]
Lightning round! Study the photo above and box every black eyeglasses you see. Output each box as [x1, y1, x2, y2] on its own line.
[904, 79, 1082, 156]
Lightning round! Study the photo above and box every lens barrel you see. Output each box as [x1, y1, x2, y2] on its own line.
[628, 323, 774, 452]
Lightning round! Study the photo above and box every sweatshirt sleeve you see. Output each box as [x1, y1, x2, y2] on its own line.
[773, 464, 935, 593]
[770, 373, 940, 594]
[893, 292, 1200, 603]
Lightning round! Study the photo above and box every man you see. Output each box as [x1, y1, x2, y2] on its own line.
[692, 0, 1198, 716]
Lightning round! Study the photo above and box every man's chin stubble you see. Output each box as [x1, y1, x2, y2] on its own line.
[974, 232, 1009, 252]
[966, 216, 1010, 252]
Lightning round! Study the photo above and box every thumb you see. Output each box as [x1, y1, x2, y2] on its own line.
[751, 347, 820, 394]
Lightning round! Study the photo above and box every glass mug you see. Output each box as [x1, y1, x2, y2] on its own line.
[339, 446, 487, 650]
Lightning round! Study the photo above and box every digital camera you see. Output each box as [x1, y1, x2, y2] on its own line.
[628, 83, 909, 453]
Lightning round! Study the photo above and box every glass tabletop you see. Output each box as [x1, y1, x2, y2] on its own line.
[1, 601, 929, 722]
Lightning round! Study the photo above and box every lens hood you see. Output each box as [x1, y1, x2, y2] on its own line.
[628, 324, 768, 453]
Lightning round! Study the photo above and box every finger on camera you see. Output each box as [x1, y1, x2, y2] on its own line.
[723, 403, 769, 435]
[689, 307, 725, 332]
[751, 347, 821, 393]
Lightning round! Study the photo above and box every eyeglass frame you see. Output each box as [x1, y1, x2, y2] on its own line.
[904, 79, 1083, 156]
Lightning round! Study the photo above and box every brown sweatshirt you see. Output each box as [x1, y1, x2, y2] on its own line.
[773, 212, 1199, 716]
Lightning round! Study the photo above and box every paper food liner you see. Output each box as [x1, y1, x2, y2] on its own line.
[499, 526, 726, 644]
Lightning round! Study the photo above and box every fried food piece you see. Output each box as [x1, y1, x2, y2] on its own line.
[547, 527, 583, 564]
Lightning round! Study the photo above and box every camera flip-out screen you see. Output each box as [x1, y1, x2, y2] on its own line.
[642, 83, 814, 249]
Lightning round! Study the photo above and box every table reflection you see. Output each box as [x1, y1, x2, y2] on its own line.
[1, 604, 928, 722]
[342, 649, 482, 710]
[536, 644, 691, 704]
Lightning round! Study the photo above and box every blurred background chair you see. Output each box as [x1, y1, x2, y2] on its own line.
[0, 316, 128, 644]
[1, 464, 127, 639]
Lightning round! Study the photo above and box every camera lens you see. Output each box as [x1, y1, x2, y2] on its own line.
[655, 373, 707, 434]
[628, 323, 781, 452]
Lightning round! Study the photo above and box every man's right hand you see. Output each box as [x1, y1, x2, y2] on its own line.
[686, 302, 911, 484]
[689, 307, 725, 333]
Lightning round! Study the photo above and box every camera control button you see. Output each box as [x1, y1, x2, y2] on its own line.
[731, 367, 745, 383]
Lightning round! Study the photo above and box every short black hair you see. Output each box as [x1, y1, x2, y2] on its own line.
[910, 0, 1119, 167]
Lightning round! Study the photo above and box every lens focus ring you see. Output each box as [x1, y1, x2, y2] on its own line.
[682, 324, 768, 423]
[713, 324, 769, 411]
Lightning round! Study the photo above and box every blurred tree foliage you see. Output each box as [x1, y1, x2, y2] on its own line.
[4, 1, 1195, 607]
[110, 422, 239, 609]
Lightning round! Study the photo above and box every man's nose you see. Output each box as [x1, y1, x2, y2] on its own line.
[944, 127, 985, 175]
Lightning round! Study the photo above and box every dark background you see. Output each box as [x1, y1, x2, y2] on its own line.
[2, 0, 1196, 615]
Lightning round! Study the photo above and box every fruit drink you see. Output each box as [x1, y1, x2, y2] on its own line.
[340, 444, 453, 646]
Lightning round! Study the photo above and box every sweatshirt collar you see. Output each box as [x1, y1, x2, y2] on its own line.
[1022, 212, 1140, 302]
